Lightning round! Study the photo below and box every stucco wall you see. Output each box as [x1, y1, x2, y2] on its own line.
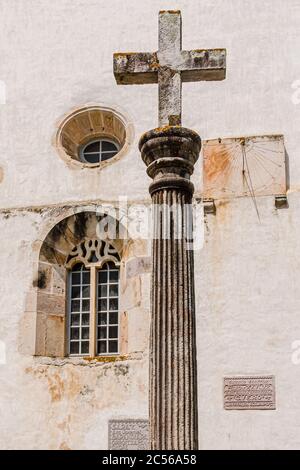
[0, 0, 300, 449]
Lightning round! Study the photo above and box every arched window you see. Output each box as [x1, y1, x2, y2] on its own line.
[67, 239, 120, 357]
[34, 212, 131, 359]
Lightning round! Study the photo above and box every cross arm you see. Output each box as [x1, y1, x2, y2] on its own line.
[179, 48, 226, 82]
[113, 52, 159, 85]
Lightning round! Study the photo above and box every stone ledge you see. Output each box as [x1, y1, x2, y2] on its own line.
[33, 351, 145, 367]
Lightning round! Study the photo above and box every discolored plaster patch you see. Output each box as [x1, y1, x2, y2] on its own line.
[47, 371, 65, 402]
[25, 366, 82, 403]
[59, 441, 71, 450]
[114, 364, 129, 376]
[126, 256, 151, 279]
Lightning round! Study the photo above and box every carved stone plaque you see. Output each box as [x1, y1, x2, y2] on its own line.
[108, 419, 149, 450]
[224, 376, 276, 410]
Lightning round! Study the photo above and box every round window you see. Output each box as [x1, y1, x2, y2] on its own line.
[80, 139, 119, 164]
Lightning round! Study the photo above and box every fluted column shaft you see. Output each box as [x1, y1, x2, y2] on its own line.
[139, 127, 201, 450]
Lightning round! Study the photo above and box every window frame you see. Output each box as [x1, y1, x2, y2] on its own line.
[67, 263, 91, 356]
[79, 138, 120, 165]
[67, 261, 120, 358]
[96, 263, 120, 356]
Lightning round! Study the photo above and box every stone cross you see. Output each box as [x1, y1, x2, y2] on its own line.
[114, 10, 226, 126]
[113, 10, 227, 450]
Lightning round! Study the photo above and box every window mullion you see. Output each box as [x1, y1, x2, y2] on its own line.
[89, 266, 97, 357]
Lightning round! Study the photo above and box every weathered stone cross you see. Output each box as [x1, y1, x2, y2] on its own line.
[114, 10, 227, 450]
[114, 10, 226, 126]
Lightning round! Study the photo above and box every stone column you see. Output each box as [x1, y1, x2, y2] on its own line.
[139, 126, 201, 450]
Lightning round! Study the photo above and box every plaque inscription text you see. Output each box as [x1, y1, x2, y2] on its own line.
[108, 419, 149, 450]
[224, 376, 276, 410]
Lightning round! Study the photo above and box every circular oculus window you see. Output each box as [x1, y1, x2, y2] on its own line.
[80, 139, 119, 164]
[56, 105, 133, 167]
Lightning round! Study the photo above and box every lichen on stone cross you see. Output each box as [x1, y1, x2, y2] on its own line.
[113, 10, 226, 126]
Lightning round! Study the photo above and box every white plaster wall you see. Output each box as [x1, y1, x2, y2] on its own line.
[0, 208, 150, 450]
[0, 0, 300, 449]
[196, 193, 300, 449]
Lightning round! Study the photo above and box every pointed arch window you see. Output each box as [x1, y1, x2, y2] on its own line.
[67, 239, 120, 357]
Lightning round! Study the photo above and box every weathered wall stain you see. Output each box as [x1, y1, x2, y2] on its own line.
[33, 270, 47, 289]
[203, 135, 286, 200]
[204, 143, 231, 185]
[74, 212, 89, 240]
[26, 366, 82, 403]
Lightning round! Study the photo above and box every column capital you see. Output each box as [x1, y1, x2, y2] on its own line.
[139, 126, 201, 196]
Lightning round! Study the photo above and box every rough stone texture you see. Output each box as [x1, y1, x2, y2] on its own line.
[223, 376, 276, 410]
[108, 419, 149, 450]
[139, 127, 201, 449]
[114, 11, 226, 126]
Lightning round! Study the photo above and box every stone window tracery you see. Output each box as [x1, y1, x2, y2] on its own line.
[66, 239, 120, 268]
